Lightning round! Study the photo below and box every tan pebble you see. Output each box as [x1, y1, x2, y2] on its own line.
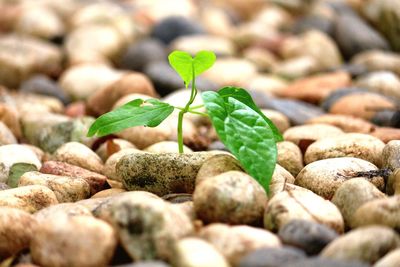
[196, 154, 243, 185]
[374, 248, 400, 267]
[262, 109, 291, 133]
[95, 139, 136, 162]
[277, 141, 303, 177]
[306, 114, 375, 133]
[91, 188, 126, 198]
[34, 203, 92, 221]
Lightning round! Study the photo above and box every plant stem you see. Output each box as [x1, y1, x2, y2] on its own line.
[177, 63, 197, 153]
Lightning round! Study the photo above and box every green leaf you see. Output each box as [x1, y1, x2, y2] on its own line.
[202, 91, 277, 193]
[218, 86, 283, 142]
[87, 99, 174, 137]
[168, 50, 216, 88]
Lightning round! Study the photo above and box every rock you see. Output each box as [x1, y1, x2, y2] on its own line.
[99, 192, 193, 261]
[245, 74, 288, 96]
[34, 203, 92, 222]
[118, 38, 166, 72]
[40, 161, 107, 195]
[0, 121, 17, 145]
[151, 16, 204, 44]
[334, 12, 389, 59]
[104, 148, 141, 182]
[387, 169, 400, 195]
[281, 257, 370, 267]
[194, 171, 267, 225]
[321, 226, 400, 264]
[0, 144, 42, 183]
[272, 56, 319, 79]
[13, 92, 64, 115]
[292, 15, 334, 35]
[351, 50, 400, 76]
[96, 139, 137, 162]
[382, 140, 400, 170]
[351, 196, 400, 229]
[0, 185, 58, 213]
[277, 141, 303, 177]
[196, 154, 243, 185]
[355, 71, 400, 100]
[0, 34, 62, 88]
[296, 158, 385, 199]
[278, 219, 338, 255]
[144, 141, 193, 154]
[59, 64, 123, 101]
[19, 75, 71, 105]
[170, 35, 235, 57]
[53, 142, 104, 174]
[87, 73, 157, 116]
[0, 207, 38, 259]
[264, 189, 344, 233]
[374, 248, 400, 267]
[0, 183, 9, 190]
[31, 215, 117, 267]
[18, 171, 90, 203]
[91, 188, 126, 199]
[371, 127, 400, 143]
[304, 133, 385, 167]
[198, 223, 281, 265]
[114, 262, 171, 267]
[238, 246, 306, 267]
[332, 178, 386, 227]
[306, 114, 375, 133]
[261, 109, 290, 133]
[118, 152, 221, 195]
[172, 238, 229, 267]
[276, 72, 351, 104]
[0, 102, 22, 138]
[243, 49, 278, 73]
[280, 30, 342, 70]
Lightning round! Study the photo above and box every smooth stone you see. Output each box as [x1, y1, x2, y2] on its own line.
[304, 133, 385, 167]
[281, 257, 370, 267]
[264, 189, 344, 233]
[371, 127, 400, 143]
[198, 223, 281, 265]
[243, 49, 278, 73]
[118, 152, 221, 195]
[332, 178, 386, 228]
[113, 262, 171, 267]
[387, 168, 400, 195]
[92, 188, 126, 199]
[276, 72, 350, 104]
[272, 56, 318, 79]
[0, 185, 58, 213]
[351, 50, 400, 76]
[296, 158, 385, 199]
[352, 196, 400, 229]
[53, 142, 104, 174]
[19, 75, 71, 105]
[0, 183, 9, 190]
[104, 148, 142, 182]
[172, 238, 229, 267]
[31, 215, 117, 267]
[170, 35, 235, 57]
[278, 219, 339, 255]
[144, 141, 192, 154]
[292, 15, 334, 35]
[195, 154, 243, 185]
[87, 73, 157, 116]
[355, 71, 400, 100]
[283, 123, 344, 146]
[194, 171, 267, 225]
[334, 12, 389, 59]
[40, 161, 107, 195]
[238, 246, 307, 267]
[277, 141, 303, 177]
[374, 248, 400, 267]
[0, 102, 22, 138]
[151, 16, 204, 44]
[261, 109, 290, 133]
[118, 38, 166, 72]
[321, 226, 400, 264]
[382, 140, 400, 170]
[0, 207, 38, 259]
[245, 74, 288, 96]
[306, 114, 375, 133]
[34, 203, 92, 222]
[96, 139, 137, 162]
[99, 192, 193, 261]
[373, 110, 399, 128]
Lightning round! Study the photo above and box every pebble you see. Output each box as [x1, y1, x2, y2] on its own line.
[296, 157, 385, 199]
[276, 141, 303, 177]
[245, 74, 288, 96]
[118, 38, 166, 72]
[382, 140, 400, 170]
[103, 148, 141, 182]
[96, 139, 137, 162]
[144, 141, 193, 154]
[243, 49, 278, 73]
[374, 248, 400, 267]
[118, 152, 220, 195]
[0, 102, 22, 138]
[371, 127, 400, 143]
[198, 223, 281, 265]
[355, 71, 400, 100]
[278, 219, 338, 255]
[34, 203, 92, 222]
[238, 246, 306, 267]
[321, 226, 400, 264]
[170, 35, 235, 57]
[272, 56, 318, 79]
[91, 188, 126, 199]
[18, 171, 90, 203]
[281, 257, 370, 267]
[331, 178, 386, 228]
[87, 73, 157, 116]
[172, 238, 229, 267]
[306, 114, 375, 133]
[304, 133, 385, 167]
[0, 121, 17, 145]
[292, 15, 334, 35]
[264, 189, 344, 233]
[53, 142, 104, 174]
[0, 185, 58, 213]
[114, 262, 171, 267]
[387, 169, 400, 195]
[194, 171, 267, 225]
[261, 109, 290, 133]
[31, 215, 117, 267]
[99, 192, 193, 261]
[351, 50, 400, 76]
[0, 207, 38, 259]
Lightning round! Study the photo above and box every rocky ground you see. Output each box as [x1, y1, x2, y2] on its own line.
[0, 0, 400, 266]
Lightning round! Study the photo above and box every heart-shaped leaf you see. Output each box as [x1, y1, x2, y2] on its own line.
[168, 50, 216, 88]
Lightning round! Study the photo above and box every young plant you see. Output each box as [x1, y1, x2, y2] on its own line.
[87, 50, 282, 193]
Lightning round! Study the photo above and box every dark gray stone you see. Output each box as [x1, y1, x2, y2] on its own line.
[238, 246, 306, 267]
[281, 257, 370, 267]
[19, 75, 71, 105]
[278, 219, 339, 255]
[328, 64, 369, 78]
[292, 15, 334, 36]
[118, 38, 166, 72]
[371, 110, 397, 127]
[162, 193, 192, 203]
[151, 16, 204, 44]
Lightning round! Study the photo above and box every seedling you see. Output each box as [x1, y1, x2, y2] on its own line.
[88, 50, 283, 193]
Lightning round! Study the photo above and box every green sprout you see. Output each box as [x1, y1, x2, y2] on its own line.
[87, 50, 282, 193]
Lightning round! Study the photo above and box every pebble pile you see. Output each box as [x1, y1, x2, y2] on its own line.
[0, 0, 400, 266]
